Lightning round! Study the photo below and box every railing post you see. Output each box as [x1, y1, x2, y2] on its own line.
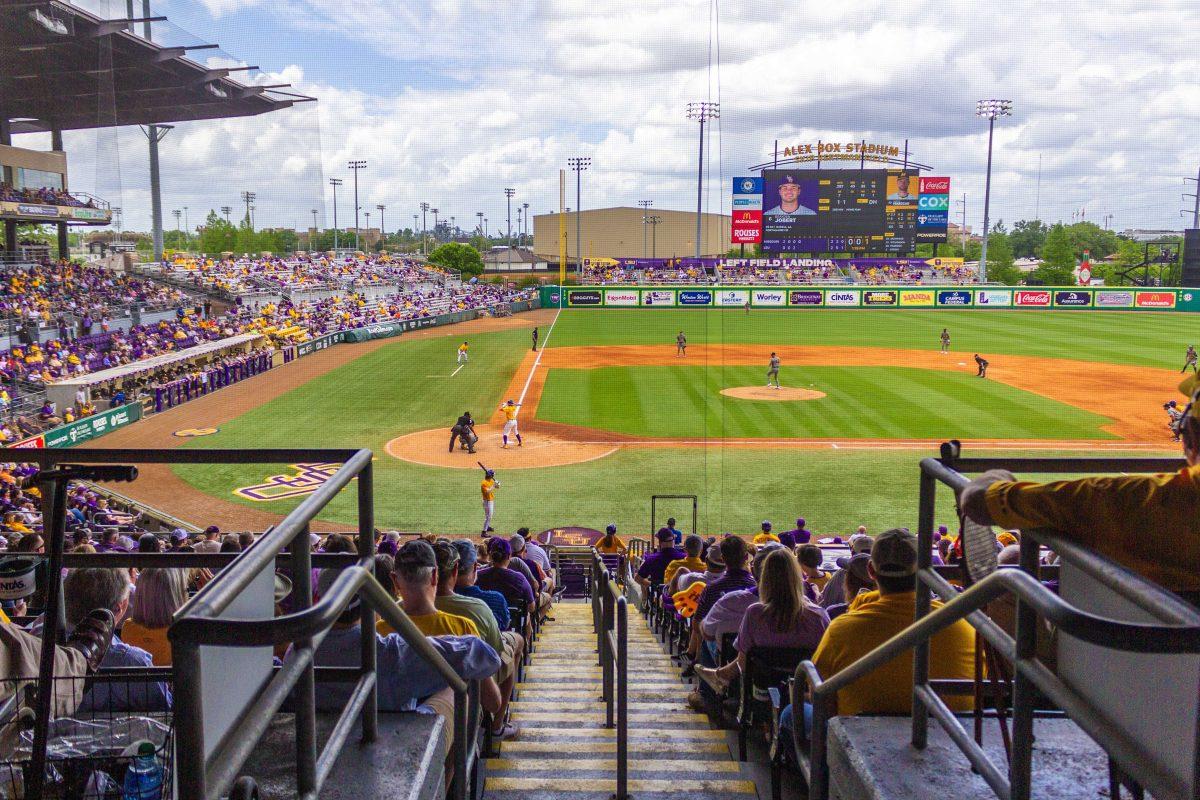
[809, 693, 832, 800]
[1009, 534, 1041, 800]
[615, 596, 628, 800]
[292, 523, 317, 798]
[358, 458, 378, 743]
[603, 584, 615, 722]
[912, 467, 936, 750]
[173, 642, 207, 800]
[452, 684, 470, 800]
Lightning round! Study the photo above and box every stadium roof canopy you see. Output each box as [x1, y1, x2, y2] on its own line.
[0, 0, 315, 134]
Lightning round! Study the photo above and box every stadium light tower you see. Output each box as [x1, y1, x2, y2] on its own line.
[420, 202, 430, 255]
[432, 208, 440, 244]
[505, 188, 516, 271]
[221, 206, 232, 225]
[686, 102, 720, 259]
[241, 191, 256, 229]
[522, 202, 529, 246]
[172, 209, 181, 235]
[647, 215, 662, 258]
[329, 179, 343, 250]
[412, 214, 418, 244]
[376, 205, 386, 245]
[311, 208, 318, 232]
[476, 211, 484, 236]
[348, 160, 366, 250]
[975, 99, 1012, 283]
[638, 200, 653, 257]
[567, 157, 591, 272]
[183, 206, 189, 245]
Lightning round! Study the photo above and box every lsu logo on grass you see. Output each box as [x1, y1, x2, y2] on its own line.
[234, 463, 349, 502]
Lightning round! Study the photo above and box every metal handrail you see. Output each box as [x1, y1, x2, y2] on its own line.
[798, 446, 1200, 800]
[591, 551, 630, 800]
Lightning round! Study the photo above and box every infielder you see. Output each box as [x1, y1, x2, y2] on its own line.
[481, 469, 499, 534]
[767, 352, 782, 388]
[676, 331, 687, 357]
[500, 400, 523, 448]
[457, 341, 470, 364]
[1183, 345, 1197, 374]
[940, 328, 951, 354]
[1166, 400, 1184, 441]
[531, 327, 539, 352]
[974, 353, 989, 378]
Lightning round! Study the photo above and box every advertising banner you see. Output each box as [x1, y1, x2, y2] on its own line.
[731, 210, 763, 244]
[1095, 291, 1135, 308]
[862, 290, 898, 307]
[915, 177, 951, 243]
[825, 289, 859, 306]
[937, 290, 973, 306]
[42, 403, 143, 449]
[567, 290, 603, 306]
[16, 203, 58, 217]
[1054, 290, 1092, 307]
[70, 208, 110, 221]
[10, 435, 45, 449]
[400, 316, 441, 332]
[975, 289, 1012, 307]
[297, 331, 343, 357]
[1180, 291, 1200, 312]
[1014, 290, 1052, 307]
[717, 289, 749, 307]
[678, 290, 713, 306]
[359, 321, 405, 339]
[604, 290, 640, 306]
[788, 290, 823, 306]
[641, 290, 675, 306]
[899, 289, 935, 306]
[1135, 291, 1176, 309]
[919, 177, 951, 194]
[752, 289, 787, 306]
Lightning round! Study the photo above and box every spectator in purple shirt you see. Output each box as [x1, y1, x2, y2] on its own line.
[635, 528, 687, 590]
[782, 517, 812, 546]
[476, 538, 535, 611]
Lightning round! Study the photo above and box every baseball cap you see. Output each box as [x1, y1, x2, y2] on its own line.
[870, 528, 918, 577]
[170, 528, 188, 542]
[835, 552, 872, 584]
[396, 539, 437, 570]
[488, 537, 511, 558]
[605, 524, 617, 535]
[704, 543, 725, 568]
[655, 528, 675, 542]
[452, 539, 479, 571]
[782, 174, 798, 185]
[848, 533, 873, 554]
[204, 525, 220, 535]
[508, 534, 526, 553]
[761, 520, 772, 531]
[752, 542, 782, 575]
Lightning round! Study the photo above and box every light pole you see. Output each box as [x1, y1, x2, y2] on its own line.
[420, 202, 429, 255]
[432, 209, 439, 244]
[183, 206, 189, 246]
[505, 188, 515, 272]
[241, 191, 256, 229]
[220, 206, 232, 225]
[522, 202, 529, 246]
[476, 211, 484, 237]
[647, 215, 661, 258]
[567, 157, 590, 272]
[638, 200, 652, 257]
[348, 160, 366, 250]
[112, 207, 123, 247]
[412, 214, 418, 249]
[172, 209, 181, 238]
[450, 216, 456, 239]
[975, 99, 1012, 283]
[365, 211, 371, 249]
[311, 208, 318, 231]
[686, 101, 720, 259]
[484, 218, 488, 238]
[378, 204, 387, 248]
[329, 178, 342, 250]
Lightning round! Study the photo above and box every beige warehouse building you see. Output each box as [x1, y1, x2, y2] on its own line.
[532, 206, 731, 263]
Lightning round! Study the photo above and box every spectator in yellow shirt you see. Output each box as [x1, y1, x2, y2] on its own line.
[379, 539, 481, 639]
[960, 373, 1200, 598]
[595, 525, 626, 555]
[752, 520, 780, 546]
[120, 568, 188, 665]
[664, 534, 705, 585]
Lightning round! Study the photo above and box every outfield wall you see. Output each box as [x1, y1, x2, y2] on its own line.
[540, 286, 1199, 311]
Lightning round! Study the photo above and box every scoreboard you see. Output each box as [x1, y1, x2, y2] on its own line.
[755, 169, 946, 254]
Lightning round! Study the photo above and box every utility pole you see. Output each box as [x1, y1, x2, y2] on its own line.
[522, 202, 529, 246]
[420, 202, 429, 255]
[686, 102, 720, 259]
[1185, 166, 1200, 228]
[638, 200, 652, 257]
[648, 215, 662, 258]
[221, 206, 232, 225]
[329, 179, 342, 250]
[476, 211, 484, 237]
[365, 211, 371, 249]
[957, 193, 967, 256]
[432, 209, 440, 245]
[172, 209, 181, 236]
[412, 214, 418, 248]
[567, 157, 590, 274]
[347, 160, 366, 250]
[241, 191, 256, 229]
[1035, 153, 1042, 221]
[183, 206, 189, 246]
[975, 99, 1013, 283]
[505, 188, 516, 272]
[376, 205, 386, 247]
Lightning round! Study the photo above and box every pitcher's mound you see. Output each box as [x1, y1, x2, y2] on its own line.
[385, 424, 618, 470]
[720, 386, 827, 401]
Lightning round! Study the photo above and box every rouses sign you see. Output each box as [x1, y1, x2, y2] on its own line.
[42, 403, 143, 449]
[789, 290, 823, 306]
[679, 290, 713, 306]
[1136, 291, 1176, 309]
[1053, 291, 1091, 307]
[899, 290, 934, 306]
[975, 290, 1012, 307]
[717, 290, 749, 306]
[825, 290, 859, 306]
[604, 290, 639, 306]
[937, 290, 972, 306]
[1015, 290, 1051, 307]
[567, 290, 602, 306]
[1095, 291, 1134, 308]
[863, 290, 898, 306]
[731, 211, 763, 244]
[752, 290, 786, 306]
[641, 290, 674, 306]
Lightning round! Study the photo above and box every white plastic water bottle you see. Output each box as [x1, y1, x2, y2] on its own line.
[122, 741, 164, 800]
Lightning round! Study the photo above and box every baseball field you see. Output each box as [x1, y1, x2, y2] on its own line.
[98, 306, 1189, 537]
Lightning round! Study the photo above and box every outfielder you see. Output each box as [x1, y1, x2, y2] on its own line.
[676, 331, 687, 357]
[940, 328, 951, 354]
[500, 400, 523, 448]
[481, 468, 499, 533]
[1166, 400, 1184, 441]
[974, 353, 989, 378]
[1183, 345, 1197, 374]
[767, 352, 781, 388]
[457, 341, 470, 364]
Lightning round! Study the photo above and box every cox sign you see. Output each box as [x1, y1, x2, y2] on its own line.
[679, 290, 713, 306]
[825, 290, 859, 306]
[918, 195, 950, 211]
[1015, 291, 1051, 307]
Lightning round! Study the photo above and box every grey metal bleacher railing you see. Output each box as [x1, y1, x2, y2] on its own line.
[6, 447, 482, 800]
[590, 550, 630, 800]
[797, 443, 1200, 800]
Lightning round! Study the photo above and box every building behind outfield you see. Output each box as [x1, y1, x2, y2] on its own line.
[532, 206, 731, 263]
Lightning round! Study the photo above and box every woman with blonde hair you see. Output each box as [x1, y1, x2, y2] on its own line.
[696, 548, 830, 692]
[121, 568, 189, 665]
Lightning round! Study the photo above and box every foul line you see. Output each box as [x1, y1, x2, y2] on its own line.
[451, 364, 465, 377]
[516, 306, 561, 407]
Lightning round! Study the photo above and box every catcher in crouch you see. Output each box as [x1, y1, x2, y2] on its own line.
[449, 411, 478, 453]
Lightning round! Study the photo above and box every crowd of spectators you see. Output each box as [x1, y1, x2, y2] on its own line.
[160, 255, 456, 296]
[1, 261, 187, 326]
[0, 183, 94, 208]
[852, 263, 979, 285]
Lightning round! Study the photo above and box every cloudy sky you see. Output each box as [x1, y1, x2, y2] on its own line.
[22, 0, 1200, 237]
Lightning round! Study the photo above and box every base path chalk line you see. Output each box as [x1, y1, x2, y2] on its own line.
[451, 364, 465, 377]
[516, 306, 562, 407]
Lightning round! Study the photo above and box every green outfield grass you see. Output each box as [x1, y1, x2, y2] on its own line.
[535, 365, 1115, 440]
[169, 308, 1183, 536]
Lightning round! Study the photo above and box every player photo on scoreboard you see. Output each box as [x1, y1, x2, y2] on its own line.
[886, 172, 919, 206]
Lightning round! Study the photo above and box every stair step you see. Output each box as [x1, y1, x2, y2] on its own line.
[484, 777, 757, 794]
[511, 726, 725, 741]
[498, 741, 731, 755]
[487, 758, 741, 773]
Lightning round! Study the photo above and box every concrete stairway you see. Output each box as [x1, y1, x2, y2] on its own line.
[484, 600, 758, 800]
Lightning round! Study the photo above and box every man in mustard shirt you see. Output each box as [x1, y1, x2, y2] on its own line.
[480, 469, 499, 534]
[960, 373, 1200, 599]
[380, 540, 480, 639]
